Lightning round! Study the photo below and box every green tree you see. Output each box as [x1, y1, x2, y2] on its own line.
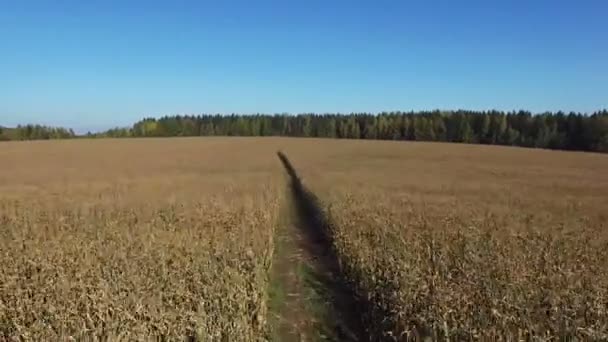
[493, 114, 507, 144]
[457, 116, 473, 143]
[479, 114, 491, 143]
[433, 117, 447, 141]
[502, 126, 520, 145]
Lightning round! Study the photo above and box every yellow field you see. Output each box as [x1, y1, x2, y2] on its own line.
[1, 138, 607, 340]
[285, 140, 608, 339]
[0, 138, 283, 340]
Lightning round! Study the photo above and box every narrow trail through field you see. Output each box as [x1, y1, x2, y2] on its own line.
[268, 152, 366, 341]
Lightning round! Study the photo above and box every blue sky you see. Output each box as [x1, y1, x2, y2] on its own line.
[1, 0, 606, 132]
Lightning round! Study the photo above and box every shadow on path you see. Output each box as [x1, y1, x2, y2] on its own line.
[275, 151, 368, 341]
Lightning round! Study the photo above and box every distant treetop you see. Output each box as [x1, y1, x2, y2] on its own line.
[3, 110, 608, 153]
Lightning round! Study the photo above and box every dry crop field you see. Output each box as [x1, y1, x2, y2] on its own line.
[0, 138, 283, 340]
[1, 137, 607, 341]
[285, 140, 608, 340]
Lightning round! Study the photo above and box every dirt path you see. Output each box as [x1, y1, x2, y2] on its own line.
[268, 152, 365, 341]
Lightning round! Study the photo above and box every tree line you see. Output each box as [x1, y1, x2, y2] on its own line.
[3, 110, 608, 153]
[0, 124, 76, 141]
[99, 110, 608, 152]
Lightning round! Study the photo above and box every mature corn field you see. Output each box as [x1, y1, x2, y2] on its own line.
[286, 140, 608, 340]
[0, 138, 283, 340]
[1, 137, 607, 340]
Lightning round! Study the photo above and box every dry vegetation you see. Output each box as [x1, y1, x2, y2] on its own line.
[0, 138, 283, 340]
[1, 137, 607, 340]
[286, 140, 608, 340]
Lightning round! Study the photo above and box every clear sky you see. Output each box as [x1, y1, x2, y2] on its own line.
[1, 0, 606, 132]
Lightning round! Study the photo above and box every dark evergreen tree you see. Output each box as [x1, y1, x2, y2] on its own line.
[6, 110, 607, 153]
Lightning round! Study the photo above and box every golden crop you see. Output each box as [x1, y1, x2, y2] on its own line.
[1, 138, 607, 340]
[287, 140, 608, 340]
[0, 138, 283, 341]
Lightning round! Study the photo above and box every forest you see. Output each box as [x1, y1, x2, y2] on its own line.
[0, 125, 76, 141]
[2, 110, 608, 152]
